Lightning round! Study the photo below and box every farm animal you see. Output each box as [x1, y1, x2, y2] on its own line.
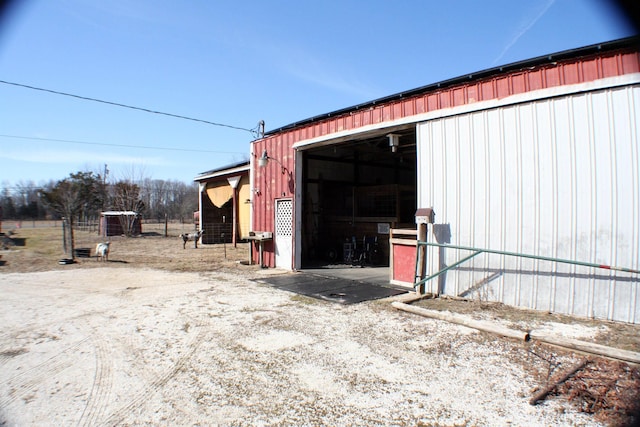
[180, 230, 204, 249]
[95, 242, 110, 261]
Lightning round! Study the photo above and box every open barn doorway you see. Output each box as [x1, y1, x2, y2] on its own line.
[299, 127, 417, 271]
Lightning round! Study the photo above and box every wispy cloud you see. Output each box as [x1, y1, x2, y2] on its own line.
[0, 146, 166, 166]
[246, 33, 380, 100]
[203, 8, 380, 100]
[492, 0, 556, 66]
[283, 55, 379, 100]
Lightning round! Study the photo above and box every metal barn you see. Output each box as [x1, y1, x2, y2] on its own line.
[250, 37, 640, 323]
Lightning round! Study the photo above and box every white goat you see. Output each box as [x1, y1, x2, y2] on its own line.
[180, 230, 204, 249]
[95, 242, 110, 261]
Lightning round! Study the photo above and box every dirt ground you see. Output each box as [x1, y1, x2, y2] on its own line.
[1, 222, 639, 426]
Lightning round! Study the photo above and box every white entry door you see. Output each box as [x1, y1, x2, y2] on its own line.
[274, 199, 293, 269]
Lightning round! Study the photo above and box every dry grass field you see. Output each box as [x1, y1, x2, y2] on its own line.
[0, 221, 257, 275]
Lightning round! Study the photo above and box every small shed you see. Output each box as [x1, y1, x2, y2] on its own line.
[194, 161, 251, 245]
[100, 211, 142, 236]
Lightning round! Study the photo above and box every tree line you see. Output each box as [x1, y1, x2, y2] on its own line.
[1, 172, 198, 223]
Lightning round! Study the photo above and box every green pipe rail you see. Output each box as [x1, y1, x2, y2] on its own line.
[414, 241, 640, 292]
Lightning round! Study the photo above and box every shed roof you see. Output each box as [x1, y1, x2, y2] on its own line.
[101, 211, 139, 216]
[265, 36, 639, 136]
[194, 160, 250, 182]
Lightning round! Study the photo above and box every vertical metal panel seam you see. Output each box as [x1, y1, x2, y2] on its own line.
[430, 120, 442, 292]
[436, 120, 445, 295]
[468, 113, 478, 291]
[568, 97, 577, 315]
[607, 90, 618, 320]
[621, 86, 637, 323]
[550, 99, 559, 313]
[502, 108, 520, 305]
[578, 58, 585, 85]
[468, 115, 477, 277]
[515, 105, 523, 306]
[483, 112, 491, 286]
[499, 109, 508, 303]
[586, 92, 597, 318]
[454, 117, 461, 295]
[559, 63, 566, 86]
[458, 117, 468, 295]
[629, 86, 640, 323]
[532, 103, 541, 309]
[597, 57, 604, 80]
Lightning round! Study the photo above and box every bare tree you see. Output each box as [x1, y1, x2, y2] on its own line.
[40, 172, 103, 259]
[134, 178, 196, 222]
[110, 181, 145, 236]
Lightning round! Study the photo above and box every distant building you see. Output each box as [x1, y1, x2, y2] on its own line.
[100, 211, 141, 236]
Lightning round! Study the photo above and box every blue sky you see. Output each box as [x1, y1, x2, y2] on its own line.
[0, 0, 635, 188]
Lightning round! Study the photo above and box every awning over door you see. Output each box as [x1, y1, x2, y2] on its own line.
[205, 177, 251, 239]
[206, 182, 233, 208]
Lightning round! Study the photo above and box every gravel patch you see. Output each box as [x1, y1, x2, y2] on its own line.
[0, 267, 602, 426]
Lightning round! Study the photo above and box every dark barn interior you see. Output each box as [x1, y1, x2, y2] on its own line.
[200, 196, 233, 244]
[300, 127, 417, 267]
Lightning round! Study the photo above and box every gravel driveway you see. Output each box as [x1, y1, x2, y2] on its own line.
[0, 267, 599, 426]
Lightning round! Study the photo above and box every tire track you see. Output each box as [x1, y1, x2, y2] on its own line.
[100, 319, 207, 426]
[76, 330, 113, 427]
[0, 338, 89, 409]
[0, 354, 14, 370]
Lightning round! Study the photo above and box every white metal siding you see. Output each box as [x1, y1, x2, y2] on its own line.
[418, 84, 640, 323]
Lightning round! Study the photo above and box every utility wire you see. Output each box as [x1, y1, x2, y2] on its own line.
[0, 134, 245, 154]
[0, 79, 263, 137]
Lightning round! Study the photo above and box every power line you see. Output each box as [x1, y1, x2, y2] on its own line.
[0, 134, 246, 154]
[0, 79, 264, 137]
[1, 182, 198, 193]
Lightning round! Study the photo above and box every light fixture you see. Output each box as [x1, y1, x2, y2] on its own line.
[258, 150, 287, 174]
[258, 150, 269, 168]
[387, 134, 400, 153]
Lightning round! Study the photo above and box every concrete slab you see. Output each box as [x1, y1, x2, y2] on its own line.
[302, 265, 391, 286]
[255, 270, 407, 304]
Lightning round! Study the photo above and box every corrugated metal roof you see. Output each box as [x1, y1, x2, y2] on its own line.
[194, 160, 250, 182]
[265, 36, 639, 136]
